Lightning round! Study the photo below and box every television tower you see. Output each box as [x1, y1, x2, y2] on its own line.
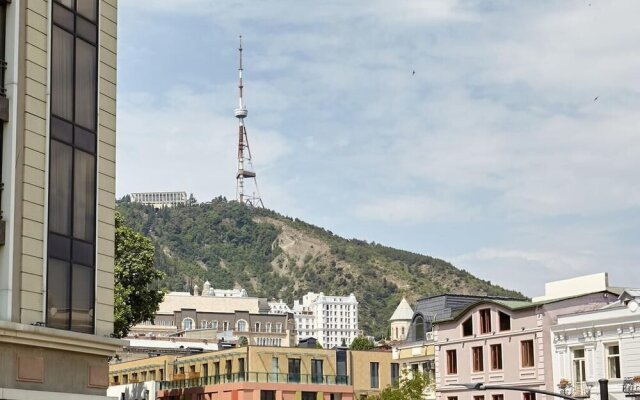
[234, 35, 264, 207]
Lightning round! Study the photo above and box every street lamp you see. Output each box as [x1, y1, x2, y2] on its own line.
[459, 383, 579, 400]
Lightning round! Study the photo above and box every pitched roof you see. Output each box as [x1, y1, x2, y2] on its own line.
[390, 298, 414, 321]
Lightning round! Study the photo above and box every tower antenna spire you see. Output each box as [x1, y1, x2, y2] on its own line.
[234, 35, 264, 208]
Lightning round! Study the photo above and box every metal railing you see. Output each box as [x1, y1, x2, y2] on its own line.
[558, 381, 593, 398]
[623, 378, 640, 397]
[159, 372, 349, 390]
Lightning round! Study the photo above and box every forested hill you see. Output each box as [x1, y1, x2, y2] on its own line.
[117, 197, 524, 338]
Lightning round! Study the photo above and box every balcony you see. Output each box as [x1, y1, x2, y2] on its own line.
[558, 381, 593, 398]
[623, 377, 640, 397]
[158, 372, 350, 390]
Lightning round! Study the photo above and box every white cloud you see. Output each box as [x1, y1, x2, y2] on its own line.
[116, 0, 640, 294]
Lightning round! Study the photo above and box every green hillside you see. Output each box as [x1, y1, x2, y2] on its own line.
[117, 197, 524, 338]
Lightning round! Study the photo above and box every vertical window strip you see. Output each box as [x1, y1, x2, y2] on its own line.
[47, 0, 99, 333]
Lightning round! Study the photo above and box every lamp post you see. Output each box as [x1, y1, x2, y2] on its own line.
[459, 383, 580, 400]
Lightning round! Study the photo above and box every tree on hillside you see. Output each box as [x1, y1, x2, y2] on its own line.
[114, 212, 166, 338]
[368, 371, 432, 400]
[350, 336, 374, 351]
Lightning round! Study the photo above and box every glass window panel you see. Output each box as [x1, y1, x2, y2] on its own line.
[72, 239, 93, 266]
[53, 3, 74, 31]
[75, 126, 96, 154]
[73, 149, 96, 241]
[51, 27, 74, 120]
[76, 15, 97, 44]
[49, 140, 73, 235]
[47, 258, 70, 329]
[75, 39, 97, 130]
[77, 0, 98, 22]
[48, 233, 71, 261]
[55, 0, 74, 9]
[51, 116, 73, 143]
[71, 263, 94, 333]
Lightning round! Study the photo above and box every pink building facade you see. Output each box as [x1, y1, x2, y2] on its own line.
[434, 292, 616, 400]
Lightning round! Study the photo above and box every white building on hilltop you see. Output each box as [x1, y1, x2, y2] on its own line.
[286, 292, 359, 348]
[268, 299, 292, 314]
[130, 191, 188, 208]
[199, 281, 248, 297]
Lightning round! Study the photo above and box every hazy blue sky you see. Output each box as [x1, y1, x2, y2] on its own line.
[116, 1, 640, 297]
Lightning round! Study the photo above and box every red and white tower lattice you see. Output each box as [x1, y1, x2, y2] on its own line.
[234, 35, 264, 207]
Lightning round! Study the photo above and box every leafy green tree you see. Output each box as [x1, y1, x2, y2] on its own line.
[350, 336, 374, 350]
[114, 212, 166, 338]
[369, 371, 432, 400]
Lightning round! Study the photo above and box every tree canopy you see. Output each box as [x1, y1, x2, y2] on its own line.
[369, 371, 432, 400]
[114, 211, 165, 338]
[350, 336, 375, 350]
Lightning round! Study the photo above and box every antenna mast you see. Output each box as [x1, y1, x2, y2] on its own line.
[234, 35, 264, 207]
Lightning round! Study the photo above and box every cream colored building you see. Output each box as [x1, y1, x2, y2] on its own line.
[0, 0, 123, 398]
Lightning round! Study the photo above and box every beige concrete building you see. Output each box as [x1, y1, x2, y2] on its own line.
[0, 0, 123, 398]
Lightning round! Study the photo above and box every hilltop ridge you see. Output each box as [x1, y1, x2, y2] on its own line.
[117, 197, 525, 337]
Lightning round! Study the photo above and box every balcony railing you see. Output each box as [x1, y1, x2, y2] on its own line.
[158, 372, 350, 390]
[558, 381, 593, 398]
[623, 378, 640, 397]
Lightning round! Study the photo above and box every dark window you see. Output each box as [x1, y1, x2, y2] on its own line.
[479, 309, 492, 334]
[261, 391, 276, 400]
[391, 363, 400, 387]
[493, 395, 504, 400]
[491, 344, 503, 370]
[499, 311, 511, 331]
[521, 340, 535, 367]
[213, 362, 220, 383]
[225, 360, 232, 380]
[446, 350, 457, 374]
[415, 315, 425, 341]
[336, 348, 347, 384]
[202, 363, 208, 377]
[462, 317, 473, 336]
[288, 358, 301, 383]
[311, 359, 323, 384]
[472, 346, 484, 372]
[448, 397, 458, 400]
[370, 362, 380, 388]
[302, 393, 317, 400]
[238, 358, 245, 381]
[523, 393, 536, 400]
[474, 396, 485, 400]
[47, 0, 99, 334]
[159, 369, 164, 381]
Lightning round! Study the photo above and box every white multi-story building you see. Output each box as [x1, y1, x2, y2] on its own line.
[551, 288, 640, 400]
[292, 292, 359, 348]
[130, 191, 187, 208]
[198, 281, 248, 297]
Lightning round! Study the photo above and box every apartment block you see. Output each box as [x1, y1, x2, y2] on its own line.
[0, 0, 123, 398]
[108, 346, 394, 400]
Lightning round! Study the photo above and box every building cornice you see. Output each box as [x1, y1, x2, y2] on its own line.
[0, 321, 126, 356]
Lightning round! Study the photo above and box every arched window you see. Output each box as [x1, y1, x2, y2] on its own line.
[237, 320, 248, 332]
[401, 327, 405, 336]
[414, 316, 425, 341]
[255, 322, 261, 332]
[395, 327, 399, 339]
[200, 320, 208, 329]
[182, 318, 194, 331]
[275, 323, 282, 333]
[211, 320, 218, 329]
[266, 322, 272, 332]
[223, 321, 229, 331]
